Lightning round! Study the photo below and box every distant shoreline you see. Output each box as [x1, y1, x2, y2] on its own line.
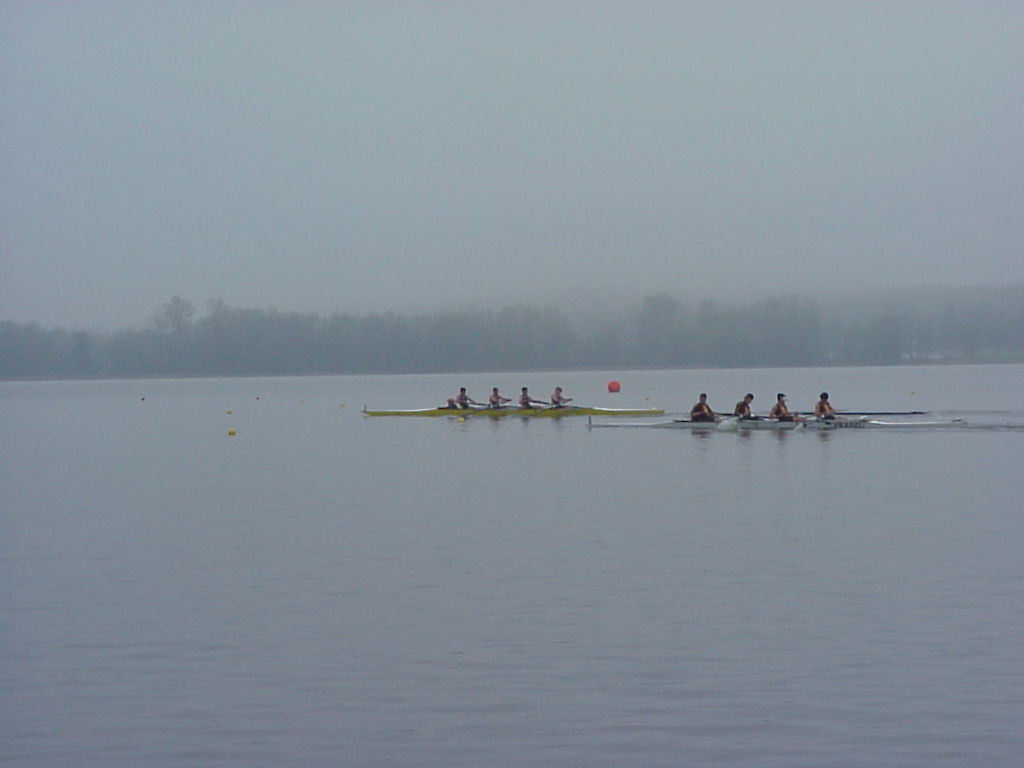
[4, 286, 1022, 380]
[4, 357, 1022, 384]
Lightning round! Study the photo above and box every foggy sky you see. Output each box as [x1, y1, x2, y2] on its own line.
[2, 1, 1022, 330]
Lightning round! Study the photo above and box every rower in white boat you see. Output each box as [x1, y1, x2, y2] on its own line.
[690, 393, 718, 423]
[813, 392, 838, 421]
[769, 393, 798, 422]
[549, 387, 573, 408]
[733, 393, 754, 419]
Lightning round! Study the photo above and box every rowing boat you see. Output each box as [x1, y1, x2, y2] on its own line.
[587, 414, 970, 432]
[717, 417, 800, 431]
[588, 416, 798, 431]
[587, 418, 719, 429]
[363, 405, 665, 418]
[834, 411, 929, 416]
[363, 407, 467, 417]
[803, 416, 967, 430]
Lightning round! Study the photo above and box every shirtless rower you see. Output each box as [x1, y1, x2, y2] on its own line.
[449, 387, 479, 409]
[488, 387, 512, 409]
[550, 387, 573, 408]
[518, 387, 546, 409]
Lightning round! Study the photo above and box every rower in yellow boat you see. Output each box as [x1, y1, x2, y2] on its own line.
[549, 387, 573, 408]
[518, 387, 546, 409]
[445, 387, 480, 409]
[488, 387, 512, 409]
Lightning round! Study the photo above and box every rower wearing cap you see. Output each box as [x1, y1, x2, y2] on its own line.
[769, 393, 796, 421]
[733, 393, 754, 418]
[814, 392, 837, 421]
[690, 393, 716, 422]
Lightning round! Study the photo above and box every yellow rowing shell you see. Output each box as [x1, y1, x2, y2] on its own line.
[364, 405, 665, 418]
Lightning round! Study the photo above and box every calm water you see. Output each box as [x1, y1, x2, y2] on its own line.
[2, 365, 1022, 767]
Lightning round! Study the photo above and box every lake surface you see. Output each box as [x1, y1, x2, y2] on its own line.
[3, 364, 1022, 767]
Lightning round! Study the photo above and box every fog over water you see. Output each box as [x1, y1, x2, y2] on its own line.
[2, 2, 1022, 330]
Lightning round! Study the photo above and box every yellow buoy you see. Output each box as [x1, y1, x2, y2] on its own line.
[226, 410, 233, 415]
[227, 429, 237, 436]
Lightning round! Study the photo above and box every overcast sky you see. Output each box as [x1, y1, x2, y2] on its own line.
[2, 1, 1021, 329]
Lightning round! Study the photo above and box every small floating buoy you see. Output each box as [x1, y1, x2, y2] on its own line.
[226, 410, 233, 415]
[340, 403, 347, 408]
[607, 380, 621, 393]
[227, 429, 237, 436]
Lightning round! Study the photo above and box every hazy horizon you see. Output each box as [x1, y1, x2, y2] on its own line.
[3, 2, 1022, 330]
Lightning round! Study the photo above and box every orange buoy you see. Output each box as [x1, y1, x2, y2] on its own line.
[607, 380, 621, 393]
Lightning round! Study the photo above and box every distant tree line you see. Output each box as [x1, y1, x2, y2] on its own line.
[2, 286, 1022, 379]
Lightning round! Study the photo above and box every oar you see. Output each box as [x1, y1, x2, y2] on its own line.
[835, 410, 928, 416]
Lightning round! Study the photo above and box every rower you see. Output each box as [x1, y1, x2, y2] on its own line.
[519, 387, 545, 409]
[488, 387, 511, 409]
[814, 392, 837, 421]
[690, 393, 716, 422]
[453, 387, 479, 409]
[768, 393, 796, 421]
[550, 386, 573, 408]
[733, 393, 754, 419]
